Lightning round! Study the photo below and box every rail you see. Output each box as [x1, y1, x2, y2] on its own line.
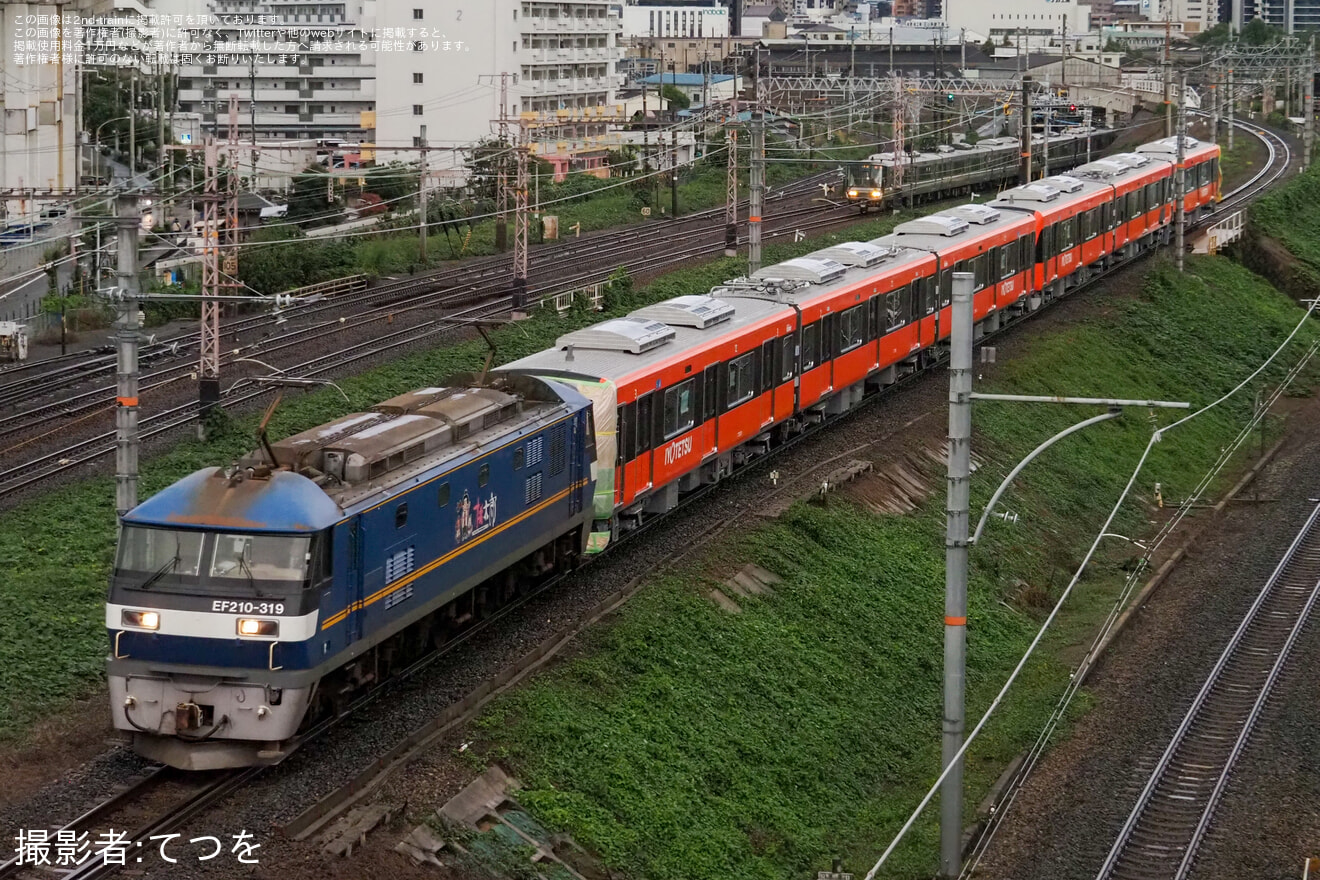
[1095, 501, 1320, 880]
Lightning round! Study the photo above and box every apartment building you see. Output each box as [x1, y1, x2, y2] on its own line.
[174, 0, 377, 142]
[374, 0, 624, 181]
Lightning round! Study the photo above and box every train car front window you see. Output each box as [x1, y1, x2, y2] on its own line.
[210, 534, 310, 582]
[117, 527, 205, 578]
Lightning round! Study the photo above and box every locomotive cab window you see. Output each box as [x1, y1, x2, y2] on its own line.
[438, 482, 450, 507]
[210, 533, 311, 583]
[662, 378, 696, 439]
[478, 463, 490, 487]
[115, 526, 206, 579]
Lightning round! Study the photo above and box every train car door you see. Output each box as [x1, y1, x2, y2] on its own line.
[635, 392, 654, 490]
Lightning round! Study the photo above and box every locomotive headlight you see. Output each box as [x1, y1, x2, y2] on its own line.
[237, 618, 278, 637]
[121, 609, 159, 630]
[871, 189, 881, 198]
[848, 188, 858, 197]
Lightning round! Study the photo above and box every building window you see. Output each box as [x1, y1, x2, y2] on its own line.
[413, 104, 423, 115]
[412, 7, 422, 18]
[413, 72, 423, 83]
[412, 136, 421, 147]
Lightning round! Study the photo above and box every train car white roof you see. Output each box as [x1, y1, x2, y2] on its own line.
[1043, 174, 1085, 193]
[1109, 151, 1153, 168]
[811, 241, 896, 267]
[1073, 158, 1131, 180]
[894, 214, 970, 237]
[500, 296, 793, 384]
[1136, 135, 1200, 156]
[943, 204, 1002, 225]
[556, 318, 676, 354]
[630, 294, 735, 329]
[752, 255, 847, 284]
[993, 182, 1063, 204]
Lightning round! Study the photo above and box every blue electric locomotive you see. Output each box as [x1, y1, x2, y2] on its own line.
[107, 373, 596, 769]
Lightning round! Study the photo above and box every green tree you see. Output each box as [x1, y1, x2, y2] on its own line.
[361, 161, 418, 205]
[661, 85, 691, 111]
[982, 37, 998, 56]
[1192, 22, 1233, 46]
[237, 226, 314, 294]
[286, 166, 336, 223]
[465, 137, 514, 201]
[1241, 17, 1279, 44]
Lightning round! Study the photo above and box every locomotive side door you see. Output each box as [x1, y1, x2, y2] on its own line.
[347, 516, 365, 644]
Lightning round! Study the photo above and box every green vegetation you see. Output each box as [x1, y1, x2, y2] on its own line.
[1246, 158, 1320, 296]
[465, 255, 1320, 879]
[0, 214, 920, 741]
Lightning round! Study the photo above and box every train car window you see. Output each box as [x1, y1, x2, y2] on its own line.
[781, 336, 795, 382]
[703, 365, 719, 420]
[761, 339, 776, 391]
[662, 378, 696, 439]
[1000, 245, 1014, 279]
[478, 463, 490, 487]
[939, 267, 953, 307]
[1039, 225, 1053, 260]
[636, 393, 654, 452]
[618, 403, 635, 462]
[584, 410, 597, 462]
[1018, 233, 1033, 272]
[1210, 157, 1219, 185]
[1101, 202, 1111, 232]
[726, 352, 756, 409]
[923, 276, 938, 315]
[885, 288, 905, 331]
[840, 304, 866, 350]
[801, 322, 821, 370]
[438, 482, 450, 507]
[513, 447, 525, 470]
[395, 503, 408, 529]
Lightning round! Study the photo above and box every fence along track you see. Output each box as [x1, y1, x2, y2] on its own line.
[1096, 501, 1320, 880]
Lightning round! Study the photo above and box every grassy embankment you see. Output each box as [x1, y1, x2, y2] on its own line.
[0, 210, 918, 742]
[456, 226, 1320, 874]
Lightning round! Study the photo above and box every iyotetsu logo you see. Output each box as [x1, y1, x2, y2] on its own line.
[663, 436, 693, 465]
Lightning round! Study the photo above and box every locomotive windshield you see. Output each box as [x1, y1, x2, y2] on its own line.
[115, 526, 314, 592]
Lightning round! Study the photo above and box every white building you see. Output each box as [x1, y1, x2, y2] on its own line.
[374, 0, 624, 183]
[943, 0, 1092, 40]
[621, 4, 730, 39]
[1, 1, 79, 216]
[175, 0, 377, 143]
[1156, 0, 1217, 32]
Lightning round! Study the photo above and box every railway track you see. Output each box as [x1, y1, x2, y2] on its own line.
[1095, 501, 1320, 880]
[0, 172, 840, 415]
[0, 765, 255, 880]
[0, 198, 854, 499]
[4, 124, 1299, 878]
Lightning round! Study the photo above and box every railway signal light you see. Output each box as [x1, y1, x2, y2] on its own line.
[946, 93, 955, 103]
[1070, 104, 1078, 112]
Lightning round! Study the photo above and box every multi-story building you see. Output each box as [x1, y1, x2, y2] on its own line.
[621, 1, 731, 39]
[175, 0, 377, 143]
[1, 1, 79, 213]
[943, 0, 1092, 39]
[1241, 0, 1320, 29]
[374, 0, 624, 182]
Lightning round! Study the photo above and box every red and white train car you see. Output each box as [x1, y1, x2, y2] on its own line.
[500, 135, 1221, 548]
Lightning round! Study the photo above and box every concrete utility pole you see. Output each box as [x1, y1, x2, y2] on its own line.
[670, 128, 679, 219]
[748, 108, 764, 274]
[249, 51, 258, 186]
[894, 75, 906, 192]
[1021, 76, 1033, 185]
[157, 60, 165, 185]
[114, 193, 141, 517]
[725, 105, 738, 257]
[495, 73, 510, 251]
[1211, 68, 1220, 145]
[200, 138, 221, 415]
[1306, 35, 1315, 171]
[1163, 17, 1172, 138]
[129, 69, 136, 173]
[1176, 73, 1187, 274]
[512, 118, 530, 315]
[940, 271, 975, 880]
[419, 124, 428, 263]
[1228, 65, 1235, 150]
